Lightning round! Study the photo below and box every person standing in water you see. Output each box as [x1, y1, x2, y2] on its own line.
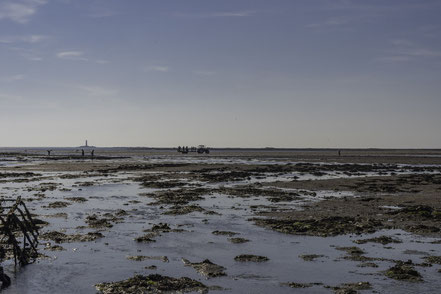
[81, 149, 85, 156]
[91, 149, 95, 157]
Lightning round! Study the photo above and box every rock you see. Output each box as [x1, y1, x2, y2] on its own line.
[182, 258, 226, 278]
[43, 243, 65, 251]
[41, 231, 103, 243]
[46, 201, 71, 209]
[127, 256, 169, 262]
[234, 254, 269, 262]
[385, 261, 423, 282]
[331, 282, 371, 294]
[254, 216, 382, 237]
[354, 235, 402, 245]
[299, 254, 325, 261]
[134, 233, 157, 243]
[423, 256, 441, 265]
[65, 197, 88, 203]
[95, 274, 208, 294]
[212, 231, 239, 237]
[357, 262, 378, 268]
[85, 215, 113, 229]
[163, 205, 205, 215]
[228, 237, 249, 244]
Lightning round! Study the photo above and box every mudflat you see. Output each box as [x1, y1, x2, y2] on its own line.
[0, 148, 440, 293]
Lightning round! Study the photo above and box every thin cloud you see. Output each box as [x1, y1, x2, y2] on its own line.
[144, 66, 169, 72]
[0, 93, 23, 102]
[306, 17, 349, 28]
[193, 70, 216, 76]
[375, 56, 412, 63]
[0, 34, 49, 44]
[95, 59, 109, 64]
[78, 85, 117, 97]
[174, 10, 256, 18]
[211, 10, 256, 17]
[377, 39, 441, 63]
[56, 51, 88, 61]
[6, 46, 43, 61]
[0, 0, 48, 24]
[86, 9, 118, 18]
[0, 74, 25, 83]
[377, 39, 441, 62]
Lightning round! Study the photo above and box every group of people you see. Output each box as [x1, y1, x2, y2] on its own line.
[81, 149, 95, 157]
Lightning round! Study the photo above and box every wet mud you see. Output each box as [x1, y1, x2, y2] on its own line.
[1, 149, 441, 293]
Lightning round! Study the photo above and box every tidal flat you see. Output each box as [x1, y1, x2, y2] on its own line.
[1, 148, 441, 293]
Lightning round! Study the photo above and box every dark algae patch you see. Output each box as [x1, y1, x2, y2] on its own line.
[95, 274, 208, 294]
[85, 214, 113, 229]
[135, 233, 157, 243]
[228, 237, 249, 244]
[46, 201, 71, 208]
[40, 231, 103, 243]
[234, 254, 269, 262]
[286, 282, 319, 288]
[299, 254, 326, 261]
[423, 256, 441, 265]
[163, 205, 205, 215]
[354, 235, 402, 245]
[328, 282, 372, 294]
[385, 261, 423, 282]
[127, 256, 169, 262]
[254, 216, 381, 236]
[212, 230, 239, 237]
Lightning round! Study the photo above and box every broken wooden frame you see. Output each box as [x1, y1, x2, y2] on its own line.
[0, 196, 39, 265]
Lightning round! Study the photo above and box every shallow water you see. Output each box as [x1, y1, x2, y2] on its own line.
[0, 158, 441, 293]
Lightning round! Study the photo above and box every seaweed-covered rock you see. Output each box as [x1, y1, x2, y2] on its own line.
[163, 205, 205, 215]
[212, 231, 239, 237]
[234, 254, 269, 262]
[254, 216, 382, 237]
[228, 237, 249, 244]
[65, 197, 88, 203]
[127, 256, 169, 262]
[46, 201, 71, 209]
[40, 231, 103, 243]
[299, 254, 325, 261]
[95, 274, 208, 294]
[385, 261, 423, 282]
[182, 258, 226, 278]
[423, 256, 441, 265]
[330, 282, 371, 294]
[335, 247, 365, 255]
[85, 215, 113, 229]
[354, 235, 401, 245]
[135, 233, 157, 243]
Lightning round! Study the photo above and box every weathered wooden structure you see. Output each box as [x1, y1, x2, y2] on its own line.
[0, 196, 39, 288]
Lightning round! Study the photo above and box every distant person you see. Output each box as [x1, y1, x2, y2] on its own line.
[178, 146, 181, 152]
[91, 149, 95, 157]
[338, 150, 341, 156]
[47, 150, 51, 156]
[81, 149, 85, 156]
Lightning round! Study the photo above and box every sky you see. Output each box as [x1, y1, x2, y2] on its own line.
[0, 0, 440, 148]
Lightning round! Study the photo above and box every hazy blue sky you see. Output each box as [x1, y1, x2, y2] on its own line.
[1, 0, 440, 148]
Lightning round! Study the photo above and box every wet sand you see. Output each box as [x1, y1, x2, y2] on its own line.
[0, 149, 440, 293]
